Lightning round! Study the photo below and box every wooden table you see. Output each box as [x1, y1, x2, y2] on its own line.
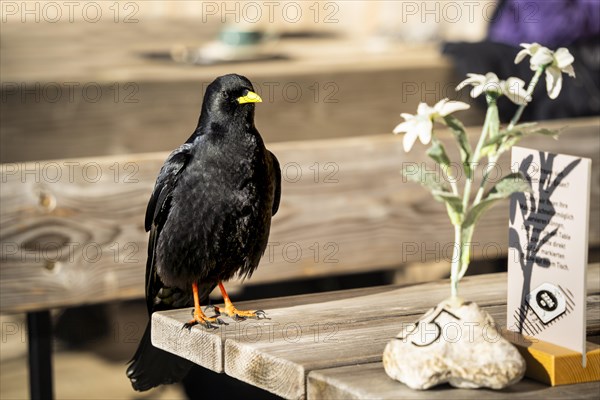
[0, 19, 476, 163]
[152, 264, 600, 399]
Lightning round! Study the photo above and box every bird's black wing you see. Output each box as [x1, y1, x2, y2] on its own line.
[269, 150, 281, 216]
[145, 143, 194, 232]
[144, 143, 193, 314]
[128, 143, 197, 391]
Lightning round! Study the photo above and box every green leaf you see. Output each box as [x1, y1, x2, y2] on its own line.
[443, 115, 472, 178]
[435, 190, 463, 225]
[479, 102, 500, 159]
[401, 165, 463, 220]
[401, 165, 447, 193]
[433, 190, 463, 216]
[528, 127, 561, 138]
[481, 133, 504, 148]
[484, 122, 536, 146]
[487, 102, 500, 140]
[445, 202, 462, 225]
[463, 172, 532, 228]
[427, 140, 451, 167]
[509, 122, 539, 131]
[497, 125, 561, 156]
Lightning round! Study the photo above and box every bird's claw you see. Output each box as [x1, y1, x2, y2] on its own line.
[228, 309, 269, 321]
[211, 305, 269, 321]
[182, 309, 224, 330]
[182, 319, 221, 330]
[253, 310, 269, 320]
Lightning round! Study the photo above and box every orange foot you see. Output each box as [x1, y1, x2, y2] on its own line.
[182, 281, 225, 330]
[183, 307, 224, 330]
[212, 303, 268, 321]
[211, 282, 269, 321]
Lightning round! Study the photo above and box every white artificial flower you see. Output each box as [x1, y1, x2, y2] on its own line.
[393, 99, 470, 152]
[456, 72, 531, 105]
[514, 42, 576, 99]
[514, 43, 552, 67]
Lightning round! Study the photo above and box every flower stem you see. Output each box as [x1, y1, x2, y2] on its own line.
[450, 223, 461, 298]
[454, 95, 498, 297]
[508, 67, 545, 130]
[457, 227, 474, 280]
[462, 96, 495, 210]
[474, 154, 499, 204]
[442, 164, 459, 196]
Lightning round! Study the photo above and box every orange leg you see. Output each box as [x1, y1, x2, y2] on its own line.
[213, 282, 268, 321]
[183, 281, 222, 329]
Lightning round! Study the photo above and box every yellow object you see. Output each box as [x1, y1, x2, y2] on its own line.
[504, 331, 600, 386]
[237, 91, 262, 104]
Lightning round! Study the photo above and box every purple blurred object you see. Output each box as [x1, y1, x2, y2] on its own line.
[488, 0, 600, 47]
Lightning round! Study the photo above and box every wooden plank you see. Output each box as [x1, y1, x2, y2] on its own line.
[306, 362, 600, 400]
[0, 20, 451, 83]
[149, 265, 599, 398]
[0, 19, 467, 163]
[0, 69, 472, 164]
[224, 294, 600, 399]
[1, 119, 599, 313]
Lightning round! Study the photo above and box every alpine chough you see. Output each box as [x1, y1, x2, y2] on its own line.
[127, 74, 281, 391]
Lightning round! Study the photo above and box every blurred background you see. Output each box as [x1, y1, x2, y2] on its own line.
[1, 1, 598, 399]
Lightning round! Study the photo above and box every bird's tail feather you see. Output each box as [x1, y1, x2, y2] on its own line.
[126, 322, 193, 391]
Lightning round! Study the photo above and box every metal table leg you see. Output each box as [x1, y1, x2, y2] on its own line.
[27, 311, 54, 400]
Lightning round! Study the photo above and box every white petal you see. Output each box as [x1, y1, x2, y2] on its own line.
[417, 118, 433, 144]
[456, 74, 485, 91]
[554, 47, 574, 69]
[514, 49, 529, 64]
[562, 64, 576, 78]
[530, 47, 554, 68]
[400, 113, 414, 121]
[545, 67, 563, 99]
[403, 129, 419, 152]
[417, 102, 434, 117]
[522, 42, 540, 52]
[393, 119, 415, 134]
[471, 84, 485, 98]
[484, 72, 500, 84]
[504, 77, 529, 97]
[433, 98, 449, 112]
[504, 91, 529, 105]
[503, 79, 530, 105]
[520, 42, 536, 50]
[505, 76, 526, 88]
[467, 72, 482, 78]
[437, 100, 470, 116]
[467, 73, 486, 82]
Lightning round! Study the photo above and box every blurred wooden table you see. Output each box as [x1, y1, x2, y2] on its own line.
[152, 264, 600, 399]
[0, 19, 475, 163]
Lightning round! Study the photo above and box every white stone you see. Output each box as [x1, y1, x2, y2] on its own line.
[383, 297, 526, 390]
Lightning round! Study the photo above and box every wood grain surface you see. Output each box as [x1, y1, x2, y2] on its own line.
[0, 19, 474, 163]
[307, 361, 600, 400]
[150, 265, 599, 399]
[1, 118, 599, 313]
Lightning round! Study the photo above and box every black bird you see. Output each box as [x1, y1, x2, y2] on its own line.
[127, 74, 281, 391]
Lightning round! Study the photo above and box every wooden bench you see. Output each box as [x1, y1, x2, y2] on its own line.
[1, 117, 599, 398]
[0, 19, 482, 164]
[151, 265, 600, 399]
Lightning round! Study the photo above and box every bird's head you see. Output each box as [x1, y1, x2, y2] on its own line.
[198, 74, 262, 128]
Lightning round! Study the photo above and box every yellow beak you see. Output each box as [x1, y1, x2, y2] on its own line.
[237, 91, 262, 104]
